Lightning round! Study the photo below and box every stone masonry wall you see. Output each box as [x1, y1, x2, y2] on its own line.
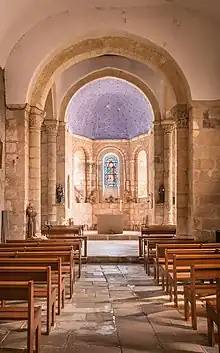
[0, 69, 5, 240]
[190, 101, 220, 241]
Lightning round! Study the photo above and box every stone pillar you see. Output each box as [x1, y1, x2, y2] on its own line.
[29, 107, 44, 234]
[153, 121, 164, 224]
[171, 104, 189, 236]
[162, 120, 174, 224]
[56, 121, 67, 223]
[45, 119, 58, 224]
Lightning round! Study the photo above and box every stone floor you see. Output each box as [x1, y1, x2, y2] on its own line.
[1, 264, 218, 353]
[88, 240, 138, 256]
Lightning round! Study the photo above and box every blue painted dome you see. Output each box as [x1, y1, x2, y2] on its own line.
[66, 77, 154, 140]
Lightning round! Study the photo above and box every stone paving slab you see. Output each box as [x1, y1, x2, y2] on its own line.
[0, 264, 218, 353]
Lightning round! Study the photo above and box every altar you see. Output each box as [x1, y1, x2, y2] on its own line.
[96, 214, 124, 234]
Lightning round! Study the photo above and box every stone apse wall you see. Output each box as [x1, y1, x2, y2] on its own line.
[40, 127, 176, 231]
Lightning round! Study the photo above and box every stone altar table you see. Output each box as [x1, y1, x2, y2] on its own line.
[96, 214, 124, 234]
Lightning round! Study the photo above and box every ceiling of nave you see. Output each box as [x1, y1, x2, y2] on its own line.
[2, 0, 220, 103]
[66, 77, 154, 140]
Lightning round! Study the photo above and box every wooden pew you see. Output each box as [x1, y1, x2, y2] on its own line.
[139, 234, 175, 258]
[163, 247, 220, 292]
[206, 277, 220, 352]
[0, 280, 41, 353]
[0, 257, 65, 315]
[168, 254, 220, 307]
[139, 225, 176, 257]
[42, 225, 82, 236]
[6, 236, 88, 258]
[183, 264, 220, 330]
[144, 238, 195, 276]
[154, 242, 219, 284]
[0, 243, 81, 280]
[0, 250, 75, 299]
[0, 266, 56, 335]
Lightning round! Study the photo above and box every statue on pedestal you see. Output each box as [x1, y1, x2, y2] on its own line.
[26, 203, 37, 239]
[124, 189, 133, 202]
[56, 184, 64, 204]
[88, 190, 97, 204]
[159, 184, 165, 203]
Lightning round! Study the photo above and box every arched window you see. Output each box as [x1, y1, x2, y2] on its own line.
[138, 150, 148, 198]
[103, 153, 119, 199]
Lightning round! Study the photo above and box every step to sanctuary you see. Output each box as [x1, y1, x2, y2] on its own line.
[87, 256, 143, 263]
[85, 231, 140, 240]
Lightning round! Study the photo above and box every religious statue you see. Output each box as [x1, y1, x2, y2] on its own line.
[56, 184, 64, 204]
[26, 203, 37, 239]
[124, 189, 133, 202]
[159, 184, 165, 203]
[88, 190, 97, 204]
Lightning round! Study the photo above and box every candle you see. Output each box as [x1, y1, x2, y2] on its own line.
[119, 200, 122, 212]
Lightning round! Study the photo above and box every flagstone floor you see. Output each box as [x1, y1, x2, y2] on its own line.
[1, 264, 217, 353]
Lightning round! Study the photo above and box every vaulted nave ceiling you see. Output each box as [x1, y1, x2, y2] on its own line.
[2, 0, 220, 104]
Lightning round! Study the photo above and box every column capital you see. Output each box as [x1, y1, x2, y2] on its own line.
[29, 106, 45, 129]
[171, 104, 190, 129]
[44, 119, 59, 135]
[161, 120, 175, 134]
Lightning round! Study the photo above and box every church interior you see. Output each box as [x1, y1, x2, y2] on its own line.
[0, 1, 220, 352]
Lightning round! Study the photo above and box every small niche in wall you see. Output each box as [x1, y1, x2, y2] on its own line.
[0, 139, 2, 169]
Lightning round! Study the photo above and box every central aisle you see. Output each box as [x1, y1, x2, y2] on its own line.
[41, 265, 213, 353]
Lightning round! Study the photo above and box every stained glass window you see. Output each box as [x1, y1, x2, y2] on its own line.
[103, 154, 119, 188]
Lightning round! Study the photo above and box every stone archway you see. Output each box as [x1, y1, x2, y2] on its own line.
[58, 68, 161, 123]
[28, 36, 191, 108]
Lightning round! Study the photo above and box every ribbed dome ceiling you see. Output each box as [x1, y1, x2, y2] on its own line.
[66, 77, 154, 140]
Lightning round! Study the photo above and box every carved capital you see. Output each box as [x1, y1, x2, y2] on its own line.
[45, 119, 59, 135]
[29, 106, 45, 129]
[161, 120, 175, 134]
[171, 104, 190, 129]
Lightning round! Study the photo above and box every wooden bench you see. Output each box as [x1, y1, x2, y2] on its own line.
[6, 236, 87, 258]
[144, 238, 195, 276]
[139, 225, 176, 257]
[183, 264, 220, 330]
[154, 242, 219, 284]
[0, 243, 81, 280]
[0, 266, 56, 335]
[139, 234, 175, 258]
[206, 277, 220, 352]
[0, 257, 65, 315]
[168, 254, 220, 307]
[42, 226, 82, 236]
[163, 247, 220, 292]
[0, 250, 75, 299]
[0, 280, 41, 353]
[153, 239, 201, 284]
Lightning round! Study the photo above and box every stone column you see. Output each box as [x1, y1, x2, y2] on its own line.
[56, 121, 67, 223]
[162, 120, 174, 224]
[171, 104, 189, 236]
[45, 119, 58, 224]
[153, 121, 164, 224]
[29, 107, 44, 234]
